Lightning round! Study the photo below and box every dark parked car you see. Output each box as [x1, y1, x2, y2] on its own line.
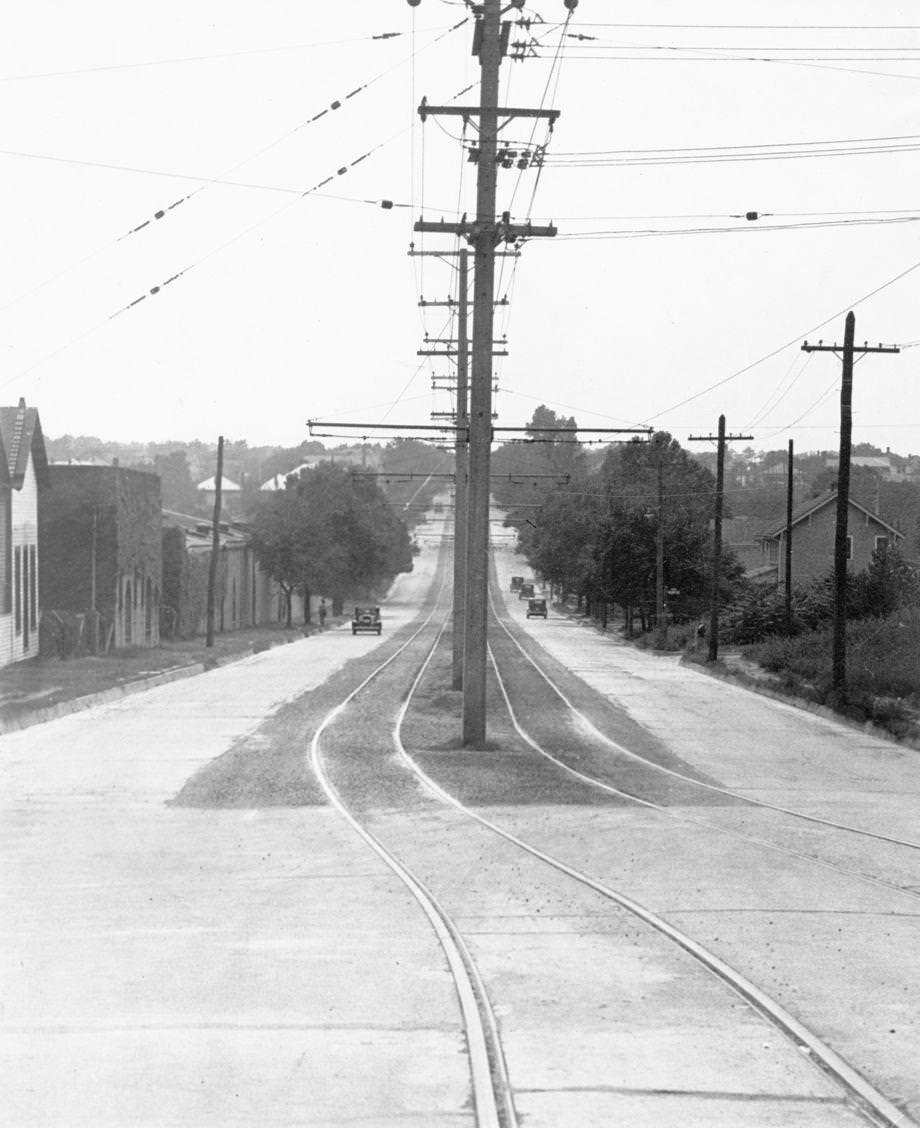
[352, 606, 382, 635]
[510, 575, 524, 592]
[526, 598, 547, 619]
[518, 582, 535, 600]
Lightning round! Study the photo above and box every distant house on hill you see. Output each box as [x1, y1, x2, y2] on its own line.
[259, 448, 378, 492]
[0, 399, 49, 667]
[39, 464, 162, 652]
[759, 492, 903, 587]
[197, 475, 242, 515]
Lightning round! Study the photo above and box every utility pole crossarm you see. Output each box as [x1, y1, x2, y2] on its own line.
[418, 98, 560, 124]
[688, 433, 753, 442]
[802, 341, 900, 354]
[418, 348, 508, 356]
[414, 218, 557, 240]
[419, 297, 509, 307]
[408, 248, 520, 258]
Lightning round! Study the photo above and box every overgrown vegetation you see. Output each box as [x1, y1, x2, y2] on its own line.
[727, 547, 920, 737]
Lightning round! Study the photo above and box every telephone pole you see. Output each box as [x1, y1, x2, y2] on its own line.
[802, 314, 899, 700]
[452, 251, 469, 688]
[785, 439, 794, 635]
[205, 435, 224, 649]
[689, 416, 752, 662]
[413, 0, 564, 745]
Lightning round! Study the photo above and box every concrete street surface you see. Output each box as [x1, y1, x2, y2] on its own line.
[1, 534, 475, 1128]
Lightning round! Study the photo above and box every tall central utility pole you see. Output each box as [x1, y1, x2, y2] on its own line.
[464, 0, 500, 745]
[802, 313, 899, 700]
[689, 416, 752, 662]
[414, 0, 563, 745]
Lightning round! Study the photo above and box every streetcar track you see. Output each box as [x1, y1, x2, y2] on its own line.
[489, 587, 920, 855]
[308, 557, 517, 1128]
[393, 620, 916, 1128]
[486, 640, 920, 908]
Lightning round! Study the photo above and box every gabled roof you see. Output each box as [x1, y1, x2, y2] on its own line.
[260, 461, 320, 490]
[0, 398, 48, 490]
[763, 491, 903, 540]
[197, 475, 241, 492]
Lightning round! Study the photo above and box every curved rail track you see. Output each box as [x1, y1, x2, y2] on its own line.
[309, 577, 518, 1128]
[489, 586, 920, 857]
[307, 549, 917, 1127]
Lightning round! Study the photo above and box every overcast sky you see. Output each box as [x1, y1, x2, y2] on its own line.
[3, 1, 920, 457]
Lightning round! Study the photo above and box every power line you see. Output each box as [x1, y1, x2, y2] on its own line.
[552, 215, 920, 241]
[0, 29, 464, 83]
[644, 254, 920, 424]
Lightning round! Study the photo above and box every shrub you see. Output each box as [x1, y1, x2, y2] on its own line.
[722, 586, 790, 644]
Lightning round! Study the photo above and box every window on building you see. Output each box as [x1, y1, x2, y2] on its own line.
[13, 546, 22, 634]
[875, 535, 889, 553]
[846, 535, 853, 560]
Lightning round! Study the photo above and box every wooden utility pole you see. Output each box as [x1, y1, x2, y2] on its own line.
[452, 250, 469, 689]
[414, 1, 560, 746]
[689, 416, 752, 662]
[785, 439, 794, 634]
[462, 0, 500, 745]
[205, 435, 224, 648]
[802, 313, 899, 699]
[655, 455, 665, 645]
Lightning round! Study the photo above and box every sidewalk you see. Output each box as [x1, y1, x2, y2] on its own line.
[0, 619, 342, 733]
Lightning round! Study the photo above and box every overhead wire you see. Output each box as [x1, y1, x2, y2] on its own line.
[0, 18, 469, 320]
[0, 28, 458, 83]
[1, 19, 474, 392]
[745, 351, 814, 430]
[643, 253, 920, 426]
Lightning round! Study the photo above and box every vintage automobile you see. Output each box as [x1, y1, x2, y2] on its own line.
[352, 606, 382, 635]
[510, 575, 525, 592]
[526, 598, 548, 619]
[518, 582, 535, 600]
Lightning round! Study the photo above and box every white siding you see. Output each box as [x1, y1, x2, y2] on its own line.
[2, 454, 39, 667]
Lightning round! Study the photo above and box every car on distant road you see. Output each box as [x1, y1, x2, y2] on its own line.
[526, 598, 547, 619]
[510, 576, 524, 592]
[518, 582, 535, 600]
[352, 606, 382, 635]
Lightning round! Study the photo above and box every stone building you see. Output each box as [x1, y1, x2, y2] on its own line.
[39, 464, 162, 651]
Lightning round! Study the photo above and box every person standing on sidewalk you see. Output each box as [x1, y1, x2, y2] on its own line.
[318, 599, 327, 630]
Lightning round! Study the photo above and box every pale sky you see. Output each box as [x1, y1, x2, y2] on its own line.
[3, 1, 920, 457]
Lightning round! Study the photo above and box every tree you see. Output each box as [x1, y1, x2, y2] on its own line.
[153, 450, 199, 514]
[249, 490, 310, 627]
[491, 405, 588, 538]
[249, 463, 414, 625]
[592, 432, 733, 628]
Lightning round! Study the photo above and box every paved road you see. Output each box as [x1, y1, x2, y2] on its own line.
[491, 543, 920, 1124]
[1, 526, 476, 1128]
[3, 516, 918, 1127]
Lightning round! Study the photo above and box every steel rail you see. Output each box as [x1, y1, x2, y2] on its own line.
[308, 561, 512, 1128]
[392, 631, 917, 1128]
[488, 587, 920, 854]
[485, 639, 920, 908]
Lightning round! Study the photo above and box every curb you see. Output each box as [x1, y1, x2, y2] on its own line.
[0, 635, 306, 736]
